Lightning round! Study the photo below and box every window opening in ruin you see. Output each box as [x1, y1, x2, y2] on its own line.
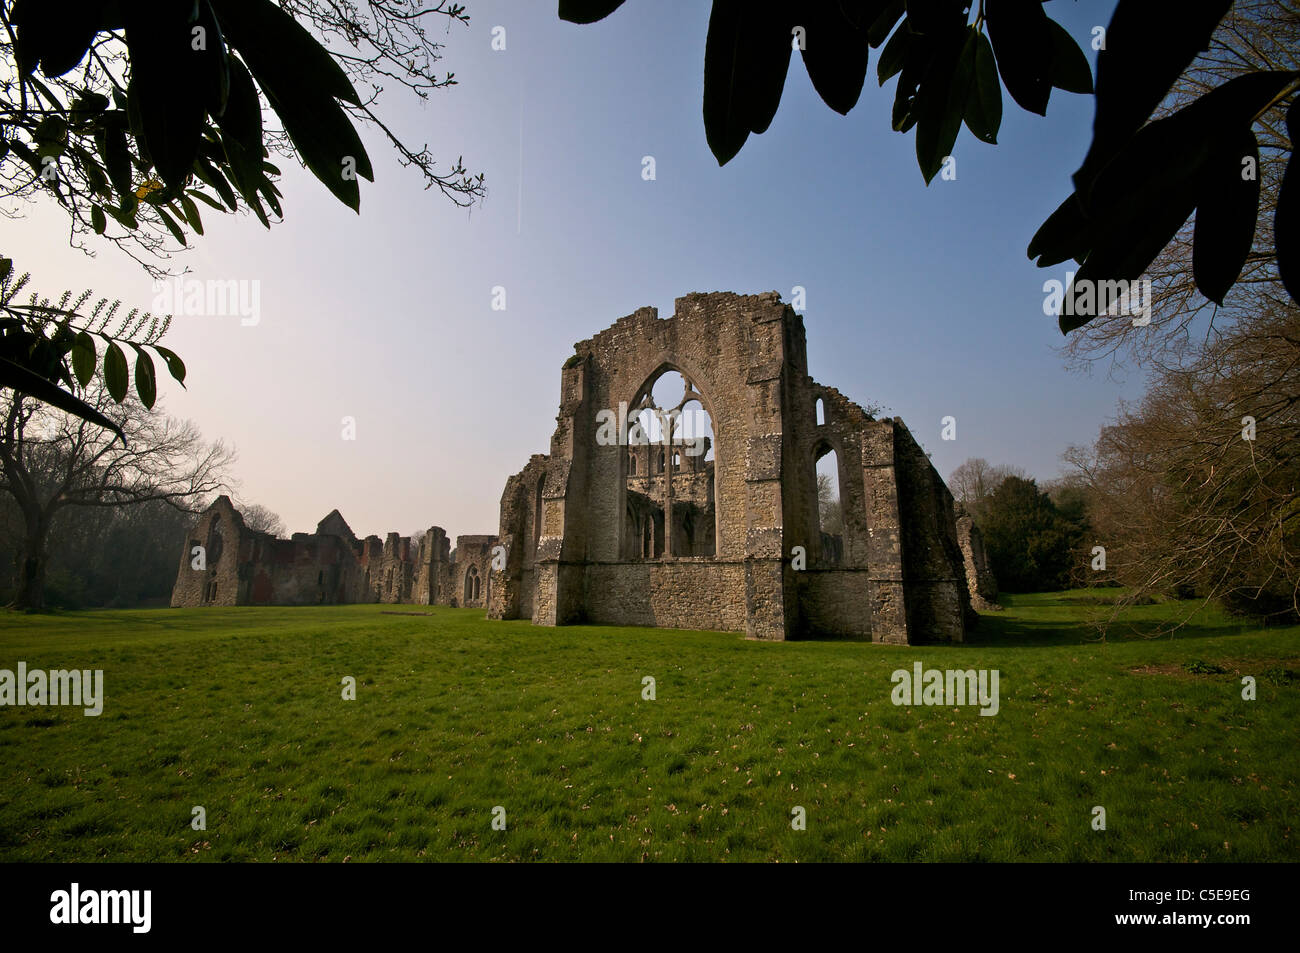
[816, 397, 825, 426]
[815, 445, 843, 565]
[205, 514, 224, 567]
[532, 477, 545, 558]
[624, 369, 717, 560]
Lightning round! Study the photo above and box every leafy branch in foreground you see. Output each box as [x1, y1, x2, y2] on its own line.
[560, 1, 1092, 181]
[0, 255, 184, 439]
[560, 1, 1298, 330]
[1, 0, 485, 272]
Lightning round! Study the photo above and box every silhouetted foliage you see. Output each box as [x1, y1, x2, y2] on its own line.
[980, 475, 1084, 592]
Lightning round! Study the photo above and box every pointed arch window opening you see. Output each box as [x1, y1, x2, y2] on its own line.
[622, 369, 717, 560]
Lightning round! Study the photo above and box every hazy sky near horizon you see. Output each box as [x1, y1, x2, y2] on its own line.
[7, 0, 1137, 542]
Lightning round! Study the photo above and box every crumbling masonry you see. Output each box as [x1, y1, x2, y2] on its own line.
[169, 496, 497, 609]
[956, 504, 1000, 612]
[488, 291, 978, 643]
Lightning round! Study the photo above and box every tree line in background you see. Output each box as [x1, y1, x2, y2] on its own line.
[949, 458, 1086, 595]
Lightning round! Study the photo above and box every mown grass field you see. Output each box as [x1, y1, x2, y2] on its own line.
[1, 592, 1297, 862]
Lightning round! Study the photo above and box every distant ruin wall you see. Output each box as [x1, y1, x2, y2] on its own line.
[956, 508, 1000, 612]
[170, 496, 496, 610]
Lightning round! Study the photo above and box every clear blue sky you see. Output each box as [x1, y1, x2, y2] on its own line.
[9, 0, 1137, 541]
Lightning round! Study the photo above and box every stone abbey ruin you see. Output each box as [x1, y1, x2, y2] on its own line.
[170, 496, 496, 609]
[172, 291, 995, 642]
[489, 291, 987, 644]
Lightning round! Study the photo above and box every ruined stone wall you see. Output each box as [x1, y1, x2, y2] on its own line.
[956, 507, 1000, 612]
[491, 291, 969, 644]
[412, 528, 452, 606]
[171, 499, 494, 609]
[487, 454, 548, 622]
[892, 422, 972, 642]
[170, 496, 248, 607]
[786, 378, 913, 643]
[451, 535, 495, 609]
[244, 532, 365, 605]
[554, 292, 792, 637]
[584, 561, 749, 631]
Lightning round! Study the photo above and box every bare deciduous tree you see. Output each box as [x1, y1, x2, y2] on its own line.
[816, 471, 842, 536]
[238, 503, 285, 537]
[0, 381, 234, 609]
[1066, 301, 1300, 629]
[948, 458, 1027, 520]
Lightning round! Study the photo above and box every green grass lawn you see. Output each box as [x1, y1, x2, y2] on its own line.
[1, 592, 1297, 862]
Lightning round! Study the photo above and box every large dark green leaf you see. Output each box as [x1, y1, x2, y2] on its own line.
[0, 356, 124, 440]
[123, 3, 212, 194]
[103, 341, 128, 402]
[703, 1, 795, 165]
[703, 3, 751, 166]
[193, 154, 239, 211]
[1192, 128, 1259, 305]
[179, 193, 205, 235]
[196, 0, 231, 118]
[11, 0, 105, 77]
[877, 22, 911, 86]
[153, 345, 187, 386]
[800, 2, 872, 115]
[891, 39, 934, 133]
[212, 0, 361, 107]
[558, 0, 627, 23]
[259, 84, 371, 211]
[186, 188, 226, 212]
[95, 115, 134, 200]
[985, 0, 1051, 116]
[71, 332, 96, 388]
[914, 26, 969, 184]
[840, 1, 896, 32]
[1046, 18, 1092, 95]
[157, 206, 187, 246]
[867, 0, 907, 48]
[962, 29, 1001, 145]
[1077, 73, 1295, 222]
[215, 0, 371, 209]
[213, 56, 265, 200]
[1057, 104, 1217, 331]
[1074, 0, 1232, 192]
[1027, 193, 1092, 267]
[130, 344, 157, 409]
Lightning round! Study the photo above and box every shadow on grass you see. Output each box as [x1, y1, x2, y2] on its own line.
[961, 592, 1259, 648]
[796, 591, 1263, 648]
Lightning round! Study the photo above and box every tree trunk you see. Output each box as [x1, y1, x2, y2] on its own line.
[13, 513, 49, 611]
